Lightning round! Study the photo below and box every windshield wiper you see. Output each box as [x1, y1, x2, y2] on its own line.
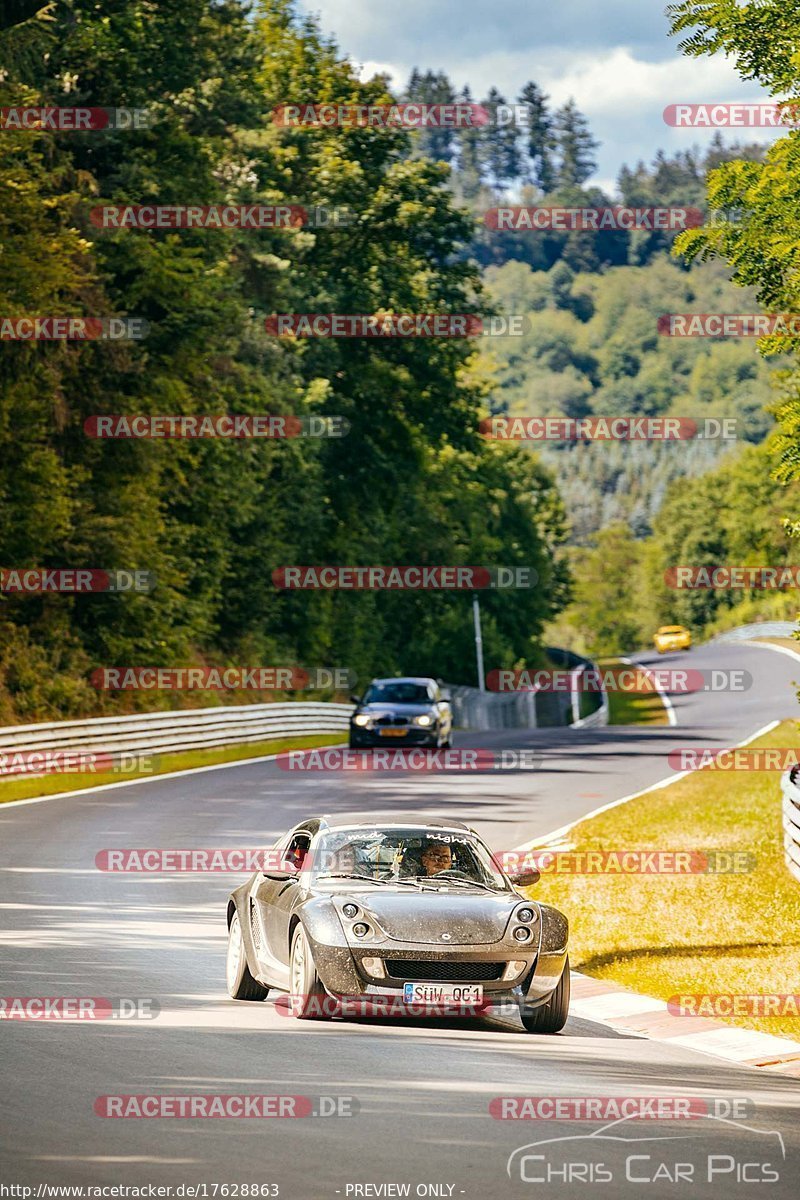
[316, 872, 386, 883]
[316, 872, 439, 891]
[420, 876, 503, 893]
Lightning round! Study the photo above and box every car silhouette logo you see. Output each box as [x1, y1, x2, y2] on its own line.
[506, 1114, 786, 1180]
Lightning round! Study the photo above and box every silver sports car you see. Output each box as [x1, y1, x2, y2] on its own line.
[225, 812, 570, 1032]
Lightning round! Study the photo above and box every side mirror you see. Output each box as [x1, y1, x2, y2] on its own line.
[508, 867, 540, 888]
[262, 859, 301, 881]
[350, 694, 361, 705]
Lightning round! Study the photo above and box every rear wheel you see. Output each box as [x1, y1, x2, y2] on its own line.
[520, 957, 570, 1033]
[226, 911, 269, 1001]
[289, 924, 329, 1019]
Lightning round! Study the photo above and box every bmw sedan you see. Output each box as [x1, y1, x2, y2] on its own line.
[225, 813, 570, 1033]
[348, 677, 452, 749]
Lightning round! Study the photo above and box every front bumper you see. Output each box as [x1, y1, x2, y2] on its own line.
[303, 929, 567, 1010]
[349, 724, 439, 747]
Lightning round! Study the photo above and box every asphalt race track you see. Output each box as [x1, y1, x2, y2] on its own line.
[1, 641, 799, 1198]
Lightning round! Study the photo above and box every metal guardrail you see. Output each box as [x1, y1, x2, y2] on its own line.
[0, 646, 610, 775]
[447, 685, 539, 731]
[446, 651, 608, 732]
[712, 621, 798, 642]
[781, 767, 800, 884]
[570, 664, 610, 729]
[0, 702, 353, 768]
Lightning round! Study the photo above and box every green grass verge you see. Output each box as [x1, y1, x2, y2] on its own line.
[597, 657, 669, 726]
[530, 720, 800, 1040]
[0, 732, 345, 805]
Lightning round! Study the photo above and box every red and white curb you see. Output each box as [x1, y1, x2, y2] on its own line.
[570, 971, 800, 1076]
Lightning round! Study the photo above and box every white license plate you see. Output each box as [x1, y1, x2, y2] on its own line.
[403, 982, 483, 1005]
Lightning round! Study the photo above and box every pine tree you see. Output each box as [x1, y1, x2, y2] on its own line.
[518, 81, 556, 191]
[553, 99, 599, 187]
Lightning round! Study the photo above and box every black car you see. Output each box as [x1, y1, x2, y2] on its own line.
[348, 676, 453, 749]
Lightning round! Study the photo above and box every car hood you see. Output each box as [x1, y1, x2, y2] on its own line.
[343, 889, 518, 945]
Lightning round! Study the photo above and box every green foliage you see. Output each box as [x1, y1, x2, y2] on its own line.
[480, 256, 778, 541]
[555, 444, 800, 654]
[0, 0, 570, 718]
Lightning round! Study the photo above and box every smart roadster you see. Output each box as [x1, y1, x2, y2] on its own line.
[225, 813, 570, 1032]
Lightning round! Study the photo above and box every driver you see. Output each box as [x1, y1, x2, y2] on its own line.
[419, 840, 453, 876]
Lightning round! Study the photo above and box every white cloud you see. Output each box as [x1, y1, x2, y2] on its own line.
[300, 4, 782, 186]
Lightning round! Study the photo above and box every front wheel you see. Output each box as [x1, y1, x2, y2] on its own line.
[289, 924, 329, 1019]
[520, 957, 570, 1034]
[226, 911, 269, 1001]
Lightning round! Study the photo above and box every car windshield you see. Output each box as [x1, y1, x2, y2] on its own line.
[363, 682, 432, 705]
[660, 626, 685, 633]
[310, 827, 507, 890]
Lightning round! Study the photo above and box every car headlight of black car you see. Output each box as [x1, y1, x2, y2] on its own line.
[412, 713, 434, 727]
[352, 714, 371, 727]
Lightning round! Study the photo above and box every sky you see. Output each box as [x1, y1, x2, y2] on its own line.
[296, 0, 777, 192]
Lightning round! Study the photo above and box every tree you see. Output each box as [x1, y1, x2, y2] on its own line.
[667, 1, 800, 499]
[480, 87, 522, 190]
[402, 68, 458, 165]
[518, 81, 556, 191]
[553, 99, 598, 188]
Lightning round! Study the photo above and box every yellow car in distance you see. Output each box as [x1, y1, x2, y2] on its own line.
[654, 624, 692, 654]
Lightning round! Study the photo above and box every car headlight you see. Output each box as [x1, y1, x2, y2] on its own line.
[413, 714, 434, 727]
[513, 926, 532, 942]
[353, 714, 370, 727]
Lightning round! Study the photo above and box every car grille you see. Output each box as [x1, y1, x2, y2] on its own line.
[376, 715, 409, 726]
[384, 960, 505, 982]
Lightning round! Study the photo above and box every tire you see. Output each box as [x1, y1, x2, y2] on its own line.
[289, 924, 330, 1019]
[519, 957, 570, 1033]
[226, 910, 269, 1001]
